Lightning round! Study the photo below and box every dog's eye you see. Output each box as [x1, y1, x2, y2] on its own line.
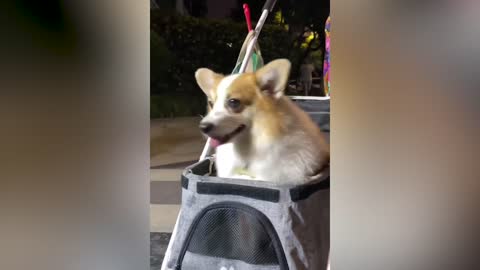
[227, 98, 241, 110]
[207, 100, 213, 107]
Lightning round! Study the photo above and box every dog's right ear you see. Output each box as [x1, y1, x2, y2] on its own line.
[195, 68, 223, 99]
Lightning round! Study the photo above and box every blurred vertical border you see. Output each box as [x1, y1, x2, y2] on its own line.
[0, 1, 149, 270]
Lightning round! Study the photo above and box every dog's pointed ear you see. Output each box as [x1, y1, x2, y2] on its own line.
[195, 68, 223, 99]
[255, 59, 291, 99]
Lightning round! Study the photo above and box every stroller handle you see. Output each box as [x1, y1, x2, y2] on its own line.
[262, 0, 278, 12]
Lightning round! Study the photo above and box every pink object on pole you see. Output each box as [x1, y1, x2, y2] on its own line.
[243, 3, 252, 32]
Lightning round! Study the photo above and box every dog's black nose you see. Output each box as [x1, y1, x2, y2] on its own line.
[199, 122, 214, 134]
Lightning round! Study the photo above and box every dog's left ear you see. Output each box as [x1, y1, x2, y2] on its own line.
[255, 59, 291, 99]
[195, 68, 223, 99]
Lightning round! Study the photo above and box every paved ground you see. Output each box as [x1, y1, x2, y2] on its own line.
[150, 117, 206, 268]
[150, 232, 172, 270]
[151, 117, 205, 167]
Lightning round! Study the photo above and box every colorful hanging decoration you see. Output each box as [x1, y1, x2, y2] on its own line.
[323, 16, 331, 96]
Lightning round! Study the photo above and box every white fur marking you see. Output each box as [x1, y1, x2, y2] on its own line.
[206, 74, 239, 123]
[214, 75, 239, 109]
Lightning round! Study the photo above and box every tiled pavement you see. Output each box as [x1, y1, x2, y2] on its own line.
[150, 232, 172, 270]
[150, 117, 205, 269]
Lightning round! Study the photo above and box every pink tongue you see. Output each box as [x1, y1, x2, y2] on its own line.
[209, 138, 221, 148]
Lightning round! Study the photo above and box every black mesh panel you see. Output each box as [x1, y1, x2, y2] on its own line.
[186, 207, 279, 265]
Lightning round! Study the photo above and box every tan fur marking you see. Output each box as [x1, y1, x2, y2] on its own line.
[227, 74, 257, 106]
[227, 73, 285, 138]
[253, 93, 286, 139]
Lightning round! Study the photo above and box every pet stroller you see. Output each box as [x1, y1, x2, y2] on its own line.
[161, 1, 330, 269]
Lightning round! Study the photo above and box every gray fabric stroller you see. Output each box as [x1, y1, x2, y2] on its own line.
[162, 99, 329, 270]
[161, 1, 330, 269]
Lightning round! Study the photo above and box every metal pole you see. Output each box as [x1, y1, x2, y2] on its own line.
[239, 9, 269, 73]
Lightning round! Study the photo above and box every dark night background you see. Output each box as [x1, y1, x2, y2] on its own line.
[151, 0, 330, 118]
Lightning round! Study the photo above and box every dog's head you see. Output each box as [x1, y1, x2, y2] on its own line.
[195, 59, 291, 147]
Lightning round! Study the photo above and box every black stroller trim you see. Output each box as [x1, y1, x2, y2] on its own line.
[181, 175, 189, 189]
[289, 176, 330, 202]
[197, 182, 280, 202]
[189, 158, 212, 175]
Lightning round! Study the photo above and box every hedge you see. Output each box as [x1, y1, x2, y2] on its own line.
[151, 11, 291, 96]
[151, 93, 206, 118]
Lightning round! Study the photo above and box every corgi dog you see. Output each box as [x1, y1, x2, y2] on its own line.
[195, 59, 329, 184]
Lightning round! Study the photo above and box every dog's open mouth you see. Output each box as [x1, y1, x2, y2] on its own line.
[209, 124, 246, 148]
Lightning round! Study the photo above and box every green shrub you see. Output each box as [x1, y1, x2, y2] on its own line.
[151, 93, 206, 118]
[151, 30, 174, 92]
